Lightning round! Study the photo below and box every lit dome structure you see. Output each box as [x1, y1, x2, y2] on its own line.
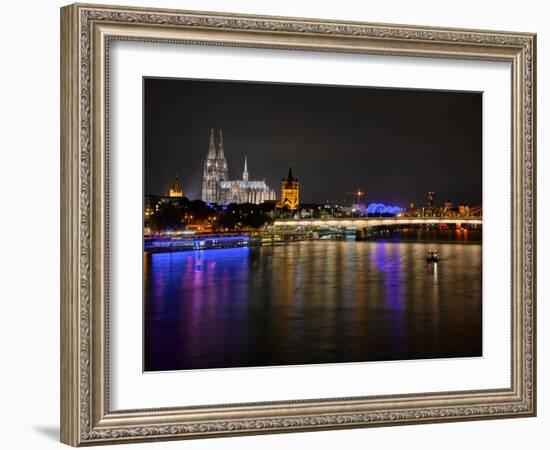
[366, 202, 403, 216]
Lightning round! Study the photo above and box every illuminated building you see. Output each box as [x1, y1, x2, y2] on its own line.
[458, 204, 470, 216]
[352, 203, 367, 216]
[444, 199, 453, 211]
[201, 129, 275, 204]
[218, 157, 276, 204]
[168, 175, 183, 198]
[279, 165, 299, 210]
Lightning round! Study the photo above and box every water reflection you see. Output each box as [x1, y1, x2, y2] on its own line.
[144, 239, 482, 371]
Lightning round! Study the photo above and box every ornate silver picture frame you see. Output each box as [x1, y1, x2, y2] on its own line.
[60, 3, 536, 446]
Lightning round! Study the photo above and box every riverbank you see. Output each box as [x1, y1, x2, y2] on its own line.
[144, 228, 482, 253]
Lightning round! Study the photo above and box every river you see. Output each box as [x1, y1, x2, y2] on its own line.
[144, 233, 482, 371]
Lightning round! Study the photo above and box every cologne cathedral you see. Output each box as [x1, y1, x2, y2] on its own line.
[201, 129, 276, 205]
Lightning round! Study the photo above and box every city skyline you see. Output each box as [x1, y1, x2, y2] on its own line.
[143, 76, 484, 373]
[144, 77, 482, 206]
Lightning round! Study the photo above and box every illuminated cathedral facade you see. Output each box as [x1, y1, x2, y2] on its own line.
[201, 129, 276, 205]
[201, 129, 229, 203]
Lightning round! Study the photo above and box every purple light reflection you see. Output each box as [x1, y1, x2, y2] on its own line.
[369, 243, 406, 355]
[145, 247, 252, 370]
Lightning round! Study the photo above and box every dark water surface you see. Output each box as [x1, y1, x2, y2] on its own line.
[144, 237, 482, 371]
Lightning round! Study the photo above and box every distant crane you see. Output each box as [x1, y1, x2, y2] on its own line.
[346, 189, 366, 205]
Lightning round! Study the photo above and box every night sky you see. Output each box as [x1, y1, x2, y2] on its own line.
[144, 77, 482, 207]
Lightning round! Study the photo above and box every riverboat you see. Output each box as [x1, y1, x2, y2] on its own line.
[426, 249, 438, 262]
[144, 233, 258, 253]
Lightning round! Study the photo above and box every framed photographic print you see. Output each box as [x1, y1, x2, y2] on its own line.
[60, 3, 537, 446]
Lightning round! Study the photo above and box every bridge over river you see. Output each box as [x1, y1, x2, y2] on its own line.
[272, 216, 482, 229]
[266, 216, 482, 242]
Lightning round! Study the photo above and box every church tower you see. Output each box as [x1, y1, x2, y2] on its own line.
[280, 165, 299, 210]
[201, 128, 226, 203]
[242, 156, 249, 182]
[201, 128, 229, 203]
[169, 175, 183, 198]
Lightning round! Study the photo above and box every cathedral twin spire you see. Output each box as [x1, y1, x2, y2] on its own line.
[202, 128, 229, 203]
[206, 128, 249, 181]
[207, 128, 226, 160]
[201, 128, 276, 204]
[209, 128, 228, 175]
[218, 129, 226, 160]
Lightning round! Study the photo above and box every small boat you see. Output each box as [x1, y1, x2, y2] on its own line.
[426, 250, 438, 262]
